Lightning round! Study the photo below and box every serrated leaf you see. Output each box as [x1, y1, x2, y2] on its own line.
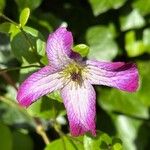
[19, 8, 30, 27]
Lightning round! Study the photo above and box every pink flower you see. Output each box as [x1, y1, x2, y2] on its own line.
[17, 27, 139, 136]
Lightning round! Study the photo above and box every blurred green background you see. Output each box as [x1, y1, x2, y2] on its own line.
[0, 0, 150, 150]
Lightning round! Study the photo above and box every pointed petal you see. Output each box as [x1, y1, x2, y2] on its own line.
[46, 27, 73, 68]
[86, 60, 139, 92]
[61, 80, 96, 136]
[17, 66, 64, 107]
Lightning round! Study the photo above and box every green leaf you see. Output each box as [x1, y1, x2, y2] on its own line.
[0, 94, 34, 126]
[132, 0, 150, 16]
[0, 22, 12, 34]
[12, 130, 33, 150]
[15, 0, 42, 10]
[84, 132, 122, 150]
[27, 96, 65, 119]
[0, 124, 12, 150]
[143, 28, 150, 53]
[45, 136, 84, 150]
[84, 132, 111, 150]
[125, 31, 145, 57]
[19, 8, 30, 27]
[99, 87, 149, 119]
[88, 0, 126, 16]
[111, 114, 142, 150]
[98, 61, 150, 118]
[136, 61, 150, 106]
[86, 25, 118, 61]
[11, 26, 45, 63]
[120, 9, 145, 31]
[48, 90, 63, 103]
[0, 0, 5, 12]
[112, 143, 123, 150]
[73, 44, 89, 57]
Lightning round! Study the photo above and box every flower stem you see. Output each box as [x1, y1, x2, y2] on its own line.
[34, 118, 50, 145]
[0, 96, 50, 145]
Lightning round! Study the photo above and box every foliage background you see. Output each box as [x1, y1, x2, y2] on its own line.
[0, 0, 150, 150]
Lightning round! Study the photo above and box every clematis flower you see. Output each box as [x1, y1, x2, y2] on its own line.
[17, 27, 139, 136]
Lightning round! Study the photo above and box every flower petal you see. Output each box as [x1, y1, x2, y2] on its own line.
[86, 60, 139, 92]
[61, 80, 96, 136]
[17, 66, 64, 107]
[46, 27, 73, 68]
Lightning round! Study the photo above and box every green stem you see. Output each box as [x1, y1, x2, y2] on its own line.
[0, 65, 42, 73]
[35, 118, 50, 145]
[0, 13, 18, 26]
[0, 96, 50, 145]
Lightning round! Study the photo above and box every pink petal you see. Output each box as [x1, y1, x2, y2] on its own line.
[86, 60, 139, 92]
[17, 66, 64, 107]
[46, 27, 73, 68]
[61, 80, 96, 136]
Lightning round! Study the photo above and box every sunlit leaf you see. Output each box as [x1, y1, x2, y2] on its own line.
[86, 25, 118, 61]
[11, 26, 45, 63]
[111, 114, 142, 150]
[19, 8, 30, 27]
[143, 28, 150, 53]
[88, 0, 126, 16]
[125, 31, 145, 57]
[73, 44, 89, 57]
[120, 9, 145, 31]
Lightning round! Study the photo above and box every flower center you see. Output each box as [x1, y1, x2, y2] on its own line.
[61, 62, 85, 82]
